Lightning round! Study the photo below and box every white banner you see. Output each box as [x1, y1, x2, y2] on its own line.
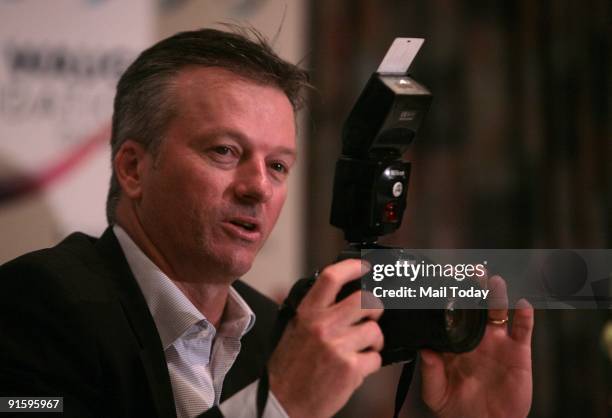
[0, 0, 154, 261]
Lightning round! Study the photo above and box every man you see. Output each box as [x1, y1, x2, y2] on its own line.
[0, 28, 534, 418]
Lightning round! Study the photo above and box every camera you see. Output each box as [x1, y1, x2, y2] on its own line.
[278, 39, 487, 366]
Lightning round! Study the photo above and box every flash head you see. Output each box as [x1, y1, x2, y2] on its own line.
[330, 72, 432, 243]
[342, 74, 432, 159]
[330, 38, 432, 243]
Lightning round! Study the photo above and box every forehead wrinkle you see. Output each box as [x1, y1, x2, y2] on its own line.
[175, 66, 296, 118]
[170, 67, 297, 154]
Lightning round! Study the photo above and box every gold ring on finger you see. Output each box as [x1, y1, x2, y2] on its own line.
[488, 317, 509, 326]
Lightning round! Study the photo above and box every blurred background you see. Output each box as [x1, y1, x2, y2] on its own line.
[0, 0, 610, 417]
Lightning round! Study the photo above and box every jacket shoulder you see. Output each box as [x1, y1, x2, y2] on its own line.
[0, 232, 111, 302]
[2, 231, 98, 267]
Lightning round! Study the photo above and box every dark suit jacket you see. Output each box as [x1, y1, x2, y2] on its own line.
[0, 228, 278, 417]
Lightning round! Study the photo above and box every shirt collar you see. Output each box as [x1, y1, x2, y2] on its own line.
[113, 225, 256, 349]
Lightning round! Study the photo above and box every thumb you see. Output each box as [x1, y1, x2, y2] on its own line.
[419, 349, 448, 411]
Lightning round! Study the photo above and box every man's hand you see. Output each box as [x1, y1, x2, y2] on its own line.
[268, 259, 384, 418]
[420, 275, 534, 418]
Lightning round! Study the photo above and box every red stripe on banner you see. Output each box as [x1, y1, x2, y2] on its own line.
[0, 123, 111, 204]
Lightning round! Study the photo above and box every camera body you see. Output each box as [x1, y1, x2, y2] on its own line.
[279, 39, 487, 366]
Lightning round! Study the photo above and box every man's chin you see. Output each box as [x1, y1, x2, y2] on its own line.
[229, 261, 254, 279]
[193, 240, 260, 281]
[215, 250, 256, 279]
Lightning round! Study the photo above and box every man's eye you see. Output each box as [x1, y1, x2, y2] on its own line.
[213, 146, 232, 155]
[270, 162, 288, 174]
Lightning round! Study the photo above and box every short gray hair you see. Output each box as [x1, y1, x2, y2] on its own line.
[106, 27, 310, 224]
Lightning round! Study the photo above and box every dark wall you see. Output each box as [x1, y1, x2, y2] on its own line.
[305, 1, 611, 417]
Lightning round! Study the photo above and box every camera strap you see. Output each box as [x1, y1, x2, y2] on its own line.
[256, 364, 269, 418]
[393, 359, 416, 418]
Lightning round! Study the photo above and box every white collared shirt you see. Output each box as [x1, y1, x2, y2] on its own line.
[114, 225, 287, 418]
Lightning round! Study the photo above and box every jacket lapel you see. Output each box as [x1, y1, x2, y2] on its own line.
[95, 228, 177, 418]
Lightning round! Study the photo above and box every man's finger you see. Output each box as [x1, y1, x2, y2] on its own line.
[330, 290, 384, 326]
[511, 298, 534, 344]
[339, 319, 384, 352]
[419, 349, 448, 411]
[487, 275, 509, 324]
[301, 259, 369, 309]
[355, 351, 382, 378]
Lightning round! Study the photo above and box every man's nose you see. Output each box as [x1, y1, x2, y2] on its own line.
[234, 159, 273, 203]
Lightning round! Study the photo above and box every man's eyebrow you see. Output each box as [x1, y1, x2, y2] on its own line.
[195, 128, 297, 158]
[274, 147, 298, 159]
[194, 128, 246, 143]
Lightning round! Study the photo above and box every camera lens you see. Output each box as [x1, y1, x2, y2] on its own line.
[444, 302, 487, 353]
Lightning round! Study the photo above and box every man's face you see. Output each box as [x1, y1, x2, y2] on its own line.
[135, 67, 296, 281]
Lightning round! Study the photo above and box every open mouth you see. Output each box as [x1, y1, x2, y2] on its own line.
[230, 220, 257, 232]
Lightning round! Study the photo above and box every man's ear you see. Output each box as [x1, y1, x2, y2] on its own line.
[114, 140, 148, 200]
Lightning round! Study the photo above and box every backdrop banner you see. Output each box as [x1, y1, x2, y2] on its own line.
[0, 0, 154, 262]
